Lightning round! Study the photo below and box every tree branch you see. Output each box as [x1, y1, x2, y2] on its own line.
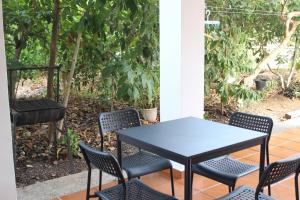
[267, 64, 285, 89]
[287, 36, 299, 87]
[280, 0, 288, 21]
[285, 12, 300, 36]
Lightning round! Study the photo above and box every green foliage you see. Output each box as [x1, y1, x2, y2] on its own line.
[203, 113, 210, 120]
[3, 0, 52, 62]
[205, 0, 300, 107]
[216, 83, 262, 105]
[283, 82, 300, 98]
[265, 80, 281, 94]
[205, 28, 259, 104]
[76, 0, 160, 107]
[5, 0, 300, 111]
[3, 0, 159, 108]
[58, 129, 80, 157]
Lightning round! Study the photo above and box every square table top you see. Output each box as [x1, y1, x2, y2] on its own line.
[117, 117, 267, 161]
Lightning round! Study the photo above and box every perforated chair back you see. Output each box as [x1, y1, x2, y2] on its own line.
[229, 112, 273, 139]
[79, 142, 125, 183]
[99, 108, 141, 136]
[255, 155, 300, 198]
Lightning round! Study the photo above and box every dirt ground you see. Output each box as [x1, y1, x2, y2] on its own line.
[240, 94, 300, 123]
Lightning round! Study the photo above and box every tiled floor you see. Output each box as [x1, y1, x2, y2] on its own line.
[55, 127, 300, 200]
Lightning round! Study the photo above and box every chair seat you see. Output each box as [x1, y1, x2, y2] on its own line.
[122, 151, 172, 179]
[11, 99, 65, 126]
[217, 185, 274, 200]
[193, 156, 258, 185]
[96, 179, 177, 200]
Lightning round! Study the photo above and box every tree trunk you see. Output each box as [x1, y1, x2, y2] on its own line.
[62, 71, 68, 93]
[58, 32, 82, 133]
[47, 0, 60, 99]
[287, 36, 299, 87]
[47, 0, 60, 142]
[10, 46, 23, 99]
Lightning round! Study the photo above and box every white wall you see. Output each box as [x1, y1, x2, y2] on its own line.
[160, 0, 205, 170]
[160, 0, 205, 122]
[0, 0, 18, 199]
[181, 1, 204, 118]
[160, 0, 182, 120]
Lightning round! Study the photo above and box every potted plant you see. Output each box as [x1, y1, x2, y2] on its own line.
[122, 63, 159, 122]
[138, 72, 159, 122]
[139, 91, 158, 122]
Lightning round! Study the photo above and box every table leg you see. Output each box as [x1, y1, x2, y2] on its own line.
[259, 138, 266, 180]
[184, 158, 192, 200]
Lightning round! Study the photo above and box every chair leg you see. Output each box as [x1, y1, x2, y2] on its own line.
[228, 183, 236, 193]
[296, 172, 299, 200]
[231, 183, 236, 193]
[99, 137, 103, 192]
[266, 145, 271, 196]
[99, 170, 102, 191]
[170, 168, 175, 196]
[228, 186, 232, 193]
[266, 145, 270, 165]
[86, 168, 92, 200]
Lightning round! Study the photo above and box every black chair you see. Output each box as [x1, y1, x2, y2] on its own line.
[218, 154, 300, 200]
[79, 142, 178, 200]
[98, 108, 174, 195]
[192, 112, 273, 192]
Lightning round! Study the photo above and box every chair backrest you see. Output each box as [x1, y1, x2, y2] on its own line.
[98, 108, 141, 136]
[255, 154, 300, 198]
[229, 112, 273, 138]
[79, 141, 125, 183]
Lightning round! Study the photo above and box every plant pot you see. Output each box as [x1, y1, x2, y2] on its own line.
[141, 107, 158, 122]
[254, 79, 267, 91]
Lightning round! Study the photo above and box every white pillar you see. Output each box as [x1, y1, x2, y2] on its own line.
[0, 1, 18, 199]
[160, 0, 205, 171]
[160, 0, 205, 122]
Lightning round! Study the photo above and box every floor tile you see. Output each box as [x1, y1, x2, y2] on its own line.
[202, 184, 228, 198]
[231, 148, 258, 159]
[269, 136, 288, 146]
[278, 141, 300, 152]
[273, 132, 300, 142]
[269, 146, 298, 159]
[192, 191, 214, 200]
[177, 175, 220, 191]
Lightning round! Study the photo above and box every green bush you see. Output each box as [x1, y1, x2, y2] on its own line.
[283, 82, 300, 98]
[58, 129, 80, 157]
[205, 28, 260, 107]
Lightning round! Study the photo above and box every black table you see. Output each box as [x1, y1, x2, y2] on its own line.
[116, 117, 267, 200]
